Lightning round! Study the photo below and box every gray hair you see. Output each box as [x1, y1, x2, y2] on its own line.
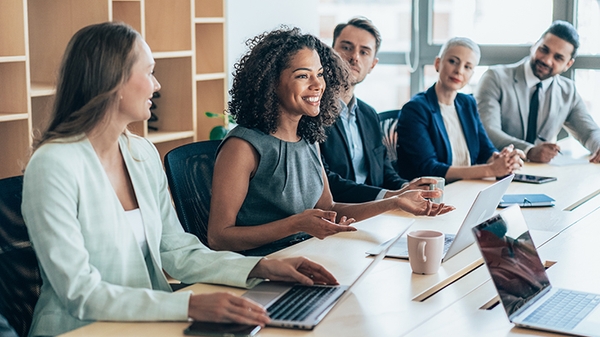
[438, 37, 481, 64]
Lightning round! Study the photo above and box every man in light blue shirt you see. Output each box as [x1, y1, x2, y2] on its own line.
[320, 17, 435, 203]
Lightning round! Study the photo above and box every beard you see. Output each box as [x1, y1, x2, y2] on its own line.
[530, 59, 554, 81]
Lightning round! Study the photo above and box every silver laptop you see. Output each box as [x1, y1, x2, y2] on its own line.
[242, 222, 412, 330]
[473, 205, 600, 336]
[368, 174, 513, 262]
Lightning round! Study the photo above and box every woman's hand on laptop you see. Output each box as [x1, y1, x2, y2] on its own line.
[188, 292, 270, 326]
[249, 257, 339, 286]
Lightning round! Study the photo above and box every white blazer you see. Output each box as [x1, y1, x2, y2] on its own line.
[22, 134, 262, 336]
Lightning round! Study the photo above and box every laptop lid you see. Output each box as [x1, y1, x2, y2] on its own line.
[243, 222, 411, 329]
[373, 174, 513, 261]
[471, 204, 551, 319]
[442, 174, 514, 262]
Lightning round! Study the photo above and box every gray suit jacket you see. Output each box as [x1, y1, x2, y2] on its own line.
[23, 134, 262, 336]
[475, 57, 600, 153]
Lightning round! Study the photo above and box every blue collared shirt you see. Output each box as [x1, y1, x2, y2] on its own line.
[339, 97, 368, 184]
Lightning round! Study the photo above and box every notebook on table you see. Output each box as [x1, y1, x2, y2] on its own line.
[367, 174, 514, 263]
[472, 205, 600, 336]
[242, 222, 411, 330]
[498, 194, 555, 208]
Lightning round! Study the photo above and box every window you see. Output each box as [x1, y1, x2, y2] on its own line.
[354, 64, 411, 112]
[319, 0, 600, 118]
[577, 0, 600, 55]
[575, 69, 600, 124]
[432, 0, 553, 45]
[319, 0, 412, 52]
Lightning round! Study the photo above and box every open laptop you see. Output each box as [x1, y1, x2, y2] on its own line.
[368, 174, 513, 262]
[473, 205, 600, 336]
[242, 222, 411, 330]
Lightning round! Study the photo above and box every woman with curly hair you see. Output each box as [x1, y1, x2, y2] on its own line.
[207, 27, 454, 256]
[22, 22, 338, 336]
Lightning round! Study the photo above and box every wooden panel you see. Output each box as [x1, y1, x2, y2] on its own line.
[195, 0, 223, 17]
[196, 79, 226, 140]
[0, 62, 28, 114]
[0, 120, 30, 179]
[28, 0, 108, 85]
[112, 0, 143, 34]
[145, 0, 191, 52]
[0, 0, 26, 57]
[151, 57, 193, 132]
[195, 23, 224, 74]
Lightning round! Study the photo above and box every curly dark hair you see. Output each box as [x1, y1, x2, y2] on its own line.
[228, 27, 349, 143]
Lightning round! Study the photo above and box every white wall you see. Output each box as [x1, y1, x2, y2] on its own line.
[226, 0, 319, 87]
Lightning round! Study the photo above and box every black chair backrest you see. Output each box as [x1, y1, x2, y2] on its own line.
[0, 175, 41, 337]
[164, 140, 222, 246]
[378, 109, 401, 165]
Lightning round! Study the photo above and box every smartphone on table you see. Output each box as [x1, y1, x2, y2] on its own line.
[510, 173, 557, 184]
[184, 321, 261, 337]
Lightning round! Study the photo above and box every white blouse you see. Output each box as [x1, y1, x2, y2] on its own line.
[439, 102, 471, 167]
[125, 208, 149, 257]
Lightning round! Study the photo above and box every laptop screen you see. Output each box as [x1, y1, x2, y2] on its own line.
[472, 205, 551, 317]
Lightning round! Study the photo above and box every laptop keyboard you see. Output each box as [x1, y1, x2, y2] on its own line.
[523, 289, 600, 330]
[267, 285, 338, 321]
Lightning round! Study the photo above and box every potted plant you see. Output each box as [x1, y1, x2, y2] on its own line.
[205, 111, 235, 140]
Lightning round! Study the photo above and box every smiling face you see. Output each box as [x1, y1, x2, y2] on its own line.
[530, 33, 575, 81]
[118, 38, 161, 124]
[276, 48, 325, 119]
[434, 45, 478, 93]
[333, 25, 378, 86]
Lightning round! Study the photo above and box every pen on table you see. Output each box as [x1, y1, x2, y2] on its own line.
[537, 135, 562, 154]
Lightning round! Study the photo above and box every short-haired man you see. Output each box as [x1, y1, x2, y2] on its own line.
[320, 17, 434, 203]
[476, 20, 600, 163]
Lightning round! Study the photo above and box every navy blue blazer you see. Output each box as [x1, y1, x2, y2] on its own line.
[320, 98, 407, 203]
[396, 84, 497, 180]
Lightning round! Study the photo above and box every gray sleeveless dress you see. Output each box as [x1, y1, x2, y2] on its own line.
[218, 126, 324, 255]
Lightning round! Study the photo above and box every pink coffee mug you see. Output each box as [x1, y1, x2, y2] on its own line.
[407, 230, 444, 274]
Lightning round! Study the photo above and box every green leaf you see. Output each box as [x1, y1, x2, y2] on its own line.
[209, 126, 228, 140]
[205, 111, 221, 118]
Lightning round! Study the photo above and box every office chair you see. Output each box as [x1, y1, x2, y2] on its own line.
[164, 140, 221, 246]
[0, 175, 42, 337]
[378, 109, 401, 169]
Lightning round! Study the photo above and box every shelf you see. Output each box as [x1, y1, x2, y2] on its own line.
[147, 130, 195, 143]
[153, 50, 194, 59]
[30, 83, 56, 97]
[0, 56, 27, 63]
[194, 17, 225, 24]
[0, 0, 227, 178]
[195, 73, 226, 81]
[0, 113, 29, 122]
[28, 0, 109, 86]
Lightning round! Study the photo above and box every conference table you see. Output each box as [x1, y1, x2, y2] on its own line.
[61, 139, 600, 337]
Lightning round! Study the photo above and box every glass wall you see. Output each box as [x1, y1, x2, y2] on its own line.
[319, 0, 600, 125]
[432, 0, 553, 45]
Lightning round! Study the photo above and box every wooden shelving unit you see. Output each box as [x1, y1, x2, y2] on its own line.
[0, 0, 227, 179]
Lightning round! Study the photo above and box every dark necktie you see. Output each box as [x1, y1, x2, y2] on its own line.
[526, 82, 542, 144]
